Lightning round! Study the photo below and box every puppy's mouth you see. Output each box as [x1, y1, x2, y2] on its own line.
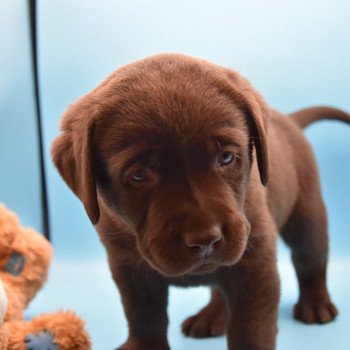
[142, 249, 221, 277]
[140, 226, 250, 277]
[143, 249, 241, 277]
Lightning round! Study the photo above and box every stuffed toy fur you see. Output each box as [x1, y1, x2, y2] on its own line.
[0, 204, 91, 350]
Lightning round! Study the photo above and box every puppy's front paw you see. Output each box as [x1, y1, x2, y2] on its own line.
[182, 307, 227, 338]
[294, 298, 338, 324]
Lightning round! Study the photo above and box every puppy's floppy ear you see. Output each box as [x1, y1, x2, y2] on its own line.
[219, 69, 270, 186]
[242, 89, 270, 186]
[51, 101, 100, 224]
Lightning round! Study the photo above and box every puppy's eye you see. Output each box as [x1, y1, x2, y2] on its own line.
[130, 168, 148, 182]
[218, 151, 235, 166]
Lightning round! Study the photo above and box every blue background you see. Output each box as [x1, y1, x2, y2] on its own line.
[0, 0, 43, 232]
[1, 1, 349, 349]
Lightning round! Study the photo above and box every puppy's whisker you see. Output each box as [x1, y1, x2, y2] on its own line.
[245, 234, 255, 252]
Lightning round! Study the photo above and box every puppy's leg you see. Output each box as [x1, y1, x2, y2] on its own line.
[219, 241, 280, 350]
[181, 287, 228, 338]
[281, 191, 338, 324]
[112, 265, 170, 350]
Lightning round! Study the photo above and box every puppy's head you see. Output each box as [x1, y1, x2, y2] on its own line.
[52, 54, 269, 276]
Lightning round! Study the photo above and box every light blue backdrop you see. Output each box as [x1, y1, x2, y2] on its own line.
[39, 0, 350, 258]
[34, 1, 349, 349]
[0, 0, 43, 232]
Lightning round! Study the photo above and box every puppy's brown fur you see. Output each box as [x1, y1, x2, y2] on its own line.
[52, 54, 350, 350]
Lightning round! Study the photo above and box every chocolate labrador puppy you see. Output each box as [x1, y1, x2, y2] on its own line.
[52, 53, 350, 350]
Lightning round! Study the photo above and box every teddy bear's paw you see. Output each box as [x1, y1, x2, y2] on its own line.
[25, 330, 58, 350]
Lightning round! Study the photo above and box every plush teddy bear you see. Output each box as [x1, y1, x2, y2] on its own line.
[0, 204, 91, 350]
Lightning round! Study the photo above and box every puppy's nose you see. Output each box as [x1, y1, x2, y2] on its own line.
[184, 226, 222, 257]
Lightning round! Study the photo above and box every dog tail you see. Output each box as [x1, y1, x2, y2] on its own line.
[289, 106, 350, 129]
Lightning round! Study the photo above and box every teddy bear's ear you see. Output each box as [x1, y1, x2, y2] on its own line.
[51, 101, 100, 225]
